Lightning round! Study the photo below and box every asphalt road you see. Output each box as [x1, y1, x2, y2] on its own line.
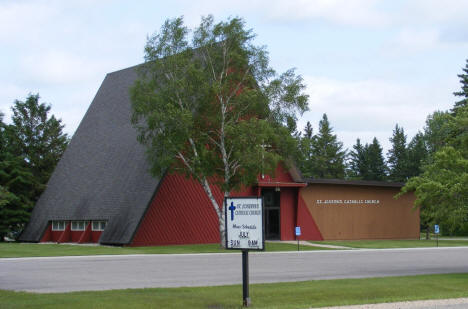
[1, 247, 468, 293]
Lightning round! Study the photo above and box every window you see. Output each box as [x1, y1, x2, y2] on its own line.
[92, 221, 106, 231]
[52, 221, 66, 231]
[71, 221, 88, 231]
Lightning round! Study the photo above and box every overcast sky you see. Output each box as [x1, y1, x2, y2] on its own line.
[1, 0, 467, 153]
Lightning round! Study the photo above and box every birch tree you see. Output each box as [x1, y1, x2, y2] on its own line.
[131, 16, 308, 244]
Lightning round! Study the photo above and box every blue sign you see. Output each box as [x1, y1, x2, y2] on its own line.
[295, 226, 301, 236]
[434, 225, 440, 234]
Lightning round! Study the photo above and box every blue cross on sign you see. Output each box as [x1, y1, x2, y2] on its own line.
[229, 202, 236, 221]
[434, 225, 440, 234]
[295, 226, 301, 236]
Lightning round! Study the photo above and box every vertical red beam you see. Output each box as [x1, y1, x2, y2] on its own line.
[280, 188, 296, 240]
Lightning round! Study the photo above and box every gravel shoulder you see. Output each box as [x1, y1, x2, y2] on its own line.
[319, 298, 468, 309]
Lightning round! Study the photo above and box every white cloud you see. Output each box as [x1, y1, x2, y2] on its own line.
[388, 29, 441, 53]
[262, 0, 387, 26]
[299, 76, 454, 151]
[0, 2, 58, 42]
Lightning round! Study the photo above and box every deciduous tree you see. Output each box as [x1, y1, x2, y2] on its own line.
[131, 16, 308, 244]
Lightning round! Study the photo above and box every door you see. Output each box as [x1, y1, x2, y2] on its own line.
[262, 188, 280, 240]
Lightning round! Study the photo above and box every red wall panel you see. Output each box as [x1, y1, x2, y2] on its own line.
[40, 224, 52, 242]
[280, 188, 297, 240]
[132, 165, 301, 246]
[91, 231, 103, 243]
[296, 193, 323, 241]
[259, 164, 294, 183]
[57, 223, 71, 243]
[131, 173, 223, 246]
[131, 173, 257, 246]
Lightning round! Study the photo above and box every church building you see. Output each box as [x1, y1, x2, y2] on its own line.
[19, 65, 419, 246]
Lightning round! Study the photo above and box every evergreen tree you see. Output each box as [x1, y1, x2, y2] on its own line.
[387, 124, 409, 182]
[347, 138, 367, 179]
[366, 137, 386, 180]
[348, 137, 386, 181]
[0, 112, 37, 240]
[407, 132, 428, 178]
[452, 58, 468, 115]
[298, 121, 314, 177]
[308, 114, 346, 179]
[10, 94, 69, 190]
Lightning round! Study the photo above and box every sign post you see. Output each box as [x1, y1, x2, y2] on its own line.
[295, 226, 301, 251]
[225, 197, 264, 307]
[434, 224, 440, 247]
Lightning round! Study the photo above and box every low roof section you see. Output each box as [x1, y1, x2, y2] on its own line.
[20, 65, 160, 245]
[305, 178, 405, 188]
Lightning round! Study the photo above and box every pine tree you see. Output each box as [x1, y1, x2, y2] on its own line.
[348, 137, 386, 180]
[298, 121, 314, 178]
[0, 113, 37, 240]
[452, 58, 468, 115]
[366, 137, 387, 180]
[387, 124, 409, 182]
[347, 138, 367, 179]
[407, 132, 428, 178]
[309, 114, 346, 179]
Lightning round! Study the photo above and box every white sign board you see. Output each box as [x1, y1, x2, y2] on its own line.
[225, 197, 264, 250]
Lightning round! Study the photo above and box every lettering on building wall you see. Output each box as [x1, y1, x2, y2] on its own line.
[315, 199, 380, 205]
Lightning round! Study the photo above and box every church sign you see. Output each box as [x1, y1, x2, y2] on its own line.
[225, 197, 264, 250]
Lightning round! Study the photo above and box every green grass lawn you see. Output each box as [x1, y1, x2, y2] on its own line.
[309, 238, 468, 249]
[0, 242, 326, 258]
[1, 273, 468, 309]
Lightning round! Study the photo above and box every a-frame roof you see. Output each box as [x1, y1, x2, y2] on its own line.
[20, 65, 161, 245]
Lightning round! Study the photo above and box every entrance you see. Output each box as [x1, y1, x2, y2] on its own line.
[262, 189, 280, 240]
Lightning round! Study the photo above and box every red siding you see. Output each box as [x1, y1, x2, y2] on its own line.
[40, 223, 52, 242]
[57, 223, 71, 243]
[132, 164, 302, 246]
[131, 173, 223, 246]
[296, 193, 323, 240]
[259, 164, 294, 183]
[280, 188, 297, 240]
[78, 222, 92, 243]
[131, 173, 256, 246]
[91, 231, 103, 243]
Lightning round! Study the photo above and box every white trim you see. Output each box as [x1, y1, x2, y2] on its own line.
[91, 221, 106, 231]
[51, 221, 66, 231]
[71, 221, 88, 231]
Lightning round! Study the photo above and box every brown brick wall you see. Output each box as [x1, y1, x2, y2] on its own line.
[300, 184, 419, 240]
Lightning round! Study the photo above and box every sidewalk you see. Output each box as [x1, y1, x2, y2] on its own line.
[266, 240, 352, 249]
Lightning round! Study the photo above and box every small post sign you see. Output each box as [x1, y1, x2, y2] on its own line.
[295, 226, 301, 251]
[434, 224, 440, 247]
[225, 197, 264, 307]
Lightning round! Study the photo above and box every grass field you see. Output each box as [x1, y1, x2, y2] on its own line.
[1, 273, 468, 308]
[309, 239, 468, 249]
[0, 242, 326, 258]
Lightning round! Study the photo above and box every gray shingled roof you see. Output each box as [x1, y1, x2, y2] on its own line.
[20, 65, 160, 245]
